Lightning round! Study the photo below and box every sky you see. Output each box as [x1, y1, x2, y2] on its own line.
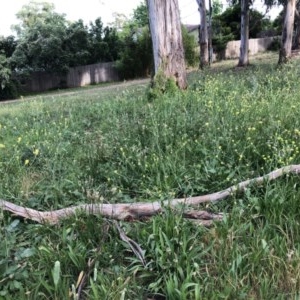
[0, 0, 282, 37]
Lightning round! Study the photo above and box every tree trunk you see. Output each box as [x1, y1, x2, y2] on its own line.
[238, 0, 250, 66]
[279, 0, 296, 64]
[196, 0, 209, 69]
[293, 20, 300, 50]
[208, 0, 213, 65]
[147, 0, 187, 89]
[293, 2, 300, 49]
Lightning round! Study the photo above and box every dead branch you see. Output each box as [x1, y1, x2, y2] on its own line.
[1, 164, 300, 225]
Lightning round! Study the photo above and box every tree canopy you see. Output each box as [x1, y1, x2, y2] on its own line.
[10, 1, 120, 74]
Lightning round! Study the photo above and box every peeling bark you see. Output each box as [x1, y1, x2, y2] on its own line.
[147, 0, 187, 89]
[238, 0, 250, 67]
[279, 0, 296, 64]
[196, 0, 209, 68]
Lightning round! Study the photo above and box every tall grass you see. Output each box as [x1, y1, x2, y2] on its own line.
[1, 54, 300, 298]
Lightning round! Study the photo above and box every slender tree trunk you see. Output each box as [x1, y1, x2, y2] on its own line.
[293, 2, 300, 49]
[196, 0, 209, 69]
[208, 0, 213, 65]
[279, 0, 296, 64]
[293, 20, 300, 50]
[147, 0, 187, 89]
[238, 0, 250, 66]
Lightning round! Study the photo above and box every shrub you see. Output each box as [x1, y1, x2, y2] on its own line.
[0, 79, 19, 101]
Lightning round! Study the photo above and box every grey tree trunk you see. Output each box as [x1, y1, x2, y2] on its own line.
[238, 0, 250, 66]
[294, 21, 300, 49]
[196, 0, 209, 68]
[147, 0, 187, 89]
[279, 0, 296, 64]
[208, 0, 213, 65]
[292, 2, 300, 49]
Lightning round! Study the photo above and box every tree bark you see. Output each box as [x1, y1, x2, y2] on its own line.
[208, 0, 213, 65]
[147, 0, 187, 89]
[196, 0, 209, 69]
[279, 0, 296, 64]
[238, 0, 250, 67]
[293, 2, 300, 49]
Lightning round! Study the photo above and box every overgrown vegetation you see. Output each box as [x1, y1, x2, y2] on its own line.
[1, 53, 300, 299]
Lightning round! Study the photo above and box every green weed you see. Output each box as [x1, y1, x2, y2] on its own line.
[1, 53, 300, 298]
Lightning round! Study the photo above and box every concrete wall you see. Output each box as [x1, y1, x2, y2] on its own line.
[21, 62, 119, 93]
[225, 36, 278, 59]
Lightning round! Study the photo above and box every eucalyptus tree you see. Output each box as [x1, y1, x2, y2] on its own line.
[146, 0, 187, 89]
[293, 0, 300, 49]
[196, 0, 209, 68]
[278, 0, 296, 63]
[238, 0, 250, 66]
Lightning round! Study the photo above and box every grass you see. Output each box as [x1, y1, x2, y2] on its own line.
[1, 52, 300, 299]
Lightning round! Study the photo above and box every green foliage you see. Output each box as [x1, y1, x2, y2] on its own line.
[11, 2, 69, 74]
[3, 53, 300, 298]
[0, 36, 17, 58]
[267, 37, 281, 51]
[63, 19, 91, 67]
[116, 27, 153, 79]
[11, 3, 121, 75]
[181, 25, 197, 67]
[146, 66, 179, 101]
[132, 1, 148, 27]
[114, 2, 152, 79]
[0, 53, 19, 100]
[0, 54, 11, 90]
[88, 18, 120, 63]
[211, 0, 223, 16]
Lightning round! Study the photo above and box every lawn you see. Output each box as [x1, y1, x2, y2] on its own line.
[1, 52, 300, 299]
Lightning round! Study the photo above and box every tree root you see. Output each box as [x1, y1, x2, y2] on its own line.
[1, 164, 300, 225]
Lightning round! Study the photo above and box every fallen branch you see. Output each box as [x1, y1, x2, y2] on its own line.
[1, 164, 300, 224]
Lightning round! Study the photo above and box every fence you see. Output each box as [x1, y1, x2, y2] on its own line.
[225, 36, 279, 59]
[21, 37, 278, 92]
[21, 62, 120, 93]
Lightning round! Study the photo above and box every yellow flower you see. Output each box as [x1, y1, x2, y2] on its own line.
[33, 149, 39, 156]
[0, 144, 5, 148]
[25, 159, 30, 165]
[17, 137, 22, 143]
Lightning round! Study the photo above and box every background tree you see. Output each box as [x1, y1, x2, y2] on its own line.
[132, 0, 149, 27]
[293, 0, 300, 49]
[181, 25, 198, 67]
[278, 0, 296, 63]
[197, 0, 209, 68]
[63, 20, 90, 67]
[0, 54, 11, 90]
[115, 1, 153, 79]
[0, 36, 17, 58]
[11, 1, 69, 74]
[116, 2, 196, 79]
[238, 0, 250, 66]
[147, 0, 187, 90]
[212, 4, 273, 57]
[88, 18, 110, 63]
[0, 52, 19, 100]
